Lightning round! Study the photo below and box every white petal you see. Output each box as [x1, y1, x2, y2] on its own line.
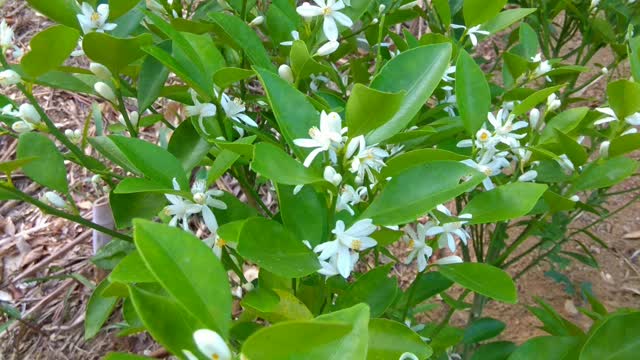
[235, 113, 257, 127]
[294, 138, 321, 148]
[193, 329, 231, 360]
[424, 226, 444, 236]
[302, 147, 324, 167]
[316, 40, 340, 56]
[323, 16, 339, 41]
[331, 11, 353, 27]
[296, 3, 324, 17]
[336, 246, 352, 278]
[436, 255, 463, 265]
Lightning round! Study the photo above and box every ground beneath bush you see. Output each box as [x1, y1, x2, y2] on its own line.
[1, 2, 639, 358]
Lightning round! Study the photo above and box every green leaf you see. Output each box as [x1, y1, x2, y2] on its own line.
[277, 184, 328, 247]
[456, 50, 491, 135]
[367, 43, 452, 143]
[83, 32, 152, 73]
[129, 285, 205, 356]
[381, 149, 467, 178]
[142, 44, 208, 95]
[25, 0, 80, 29]
[507, 336, 580, 360]
[362, 161, 484, 225]
[21, 25, 80, 78]
[552, 129, 588, 166]
[109, 135, 188, 189]
[439, 263, 517, 303]
[346, 84, 405, 137]
[539, 107, 589, 143]
[104, 353, 154, 360]
[84, 278, 118, 340]
[573, 156, 638, 191]
[207, 137, 256, 185]
[210, 13, 275, 71]
[133, 220, 232, 337]
[0, 158, 37, 174]
[433, 0, 452, 28]
[314, 303, 370, 359]
[527, 298, 584, 336]
[109, 192, 166, 229]
[109, 251, 156, 284]
[607, 80, 640, 120]
[213, 67, 256, 89]
[254, 67, 318, 160]
[471, 341, 516, 360]
[109, 0, 141, 20]
[402, 271, 453, 307]
[237, 217, 320, 278]
[463, 318, 506, 344]
[252, 143, 323, 185]
[17, 133, 68, 194]
[181, 32, 226, 89]
[463, 183, 547, 224]
[138, 42, 171, 111]
[113, 178, 176, 194]
[168, 120, 211, 172]
[243, 288, 313, 323]
[290, 40, 331, 80]
[482, 8, 537, 34]
[609, 134, 640, 157]
[463, 0, 507, 26]
[512, 85, 565, 116]
[335, 265, 398, 317]
[367, 318, 433, 360]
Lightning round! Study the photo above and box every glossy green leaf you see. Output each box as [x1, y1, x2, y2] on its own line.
[512, 85, 565, 116]
[463, 183, 547, 224]
[134, 220, 232, 337]
[482, 8, 537, 34]
[402, 271, 453, 308]
[471, 341, 516, 360]
[527, 298, 584, 337]
[83, 32, 152, 73]
[362, 161, 484, 225]
[109, 0, 140, 20]
[367, 318, 433, 360]
[573, 157, 638, 191]
[463, 318, 506, 344]
[266, 0, 300, 44]
[17, 133, 68, 194]
[0, 158, 36, 174]
[142, 44, 208, 95]
[213, 67, 256, 89]
[25, 0, 80, 29]
[207, 137, 256, 185]
[84, 278, 118, 340]
[277, 184, 328, 247]
[433, 0, 452, 27]
[290, 40, 331, 80]
[237, 217, 320, 278]
[255, 67, 318, 160]
[180, 32, 226, 90]
[109, 251, 156, 284]
[367, 43, 452, 143]
[439, 263, 517, 303]
[243, 288, 313, 323]
[113, 178, 177, 194]
[539, 107, 589, 143]
[580, 312, 640, 360]
[210, 13, 275, 71]
[314, 303, 370, 359]
[138, 42, 171, 111]
[21, 25, 80, 78]
[456, 50, 491, 135]
[109, 135, 188, 189]
[381, 149, 467, 178]
[335, 265, 398, 317]
[508, 336, 580, 360]
[552, 129, 588, 166]
[463, 0, 507, 26]
[252, 143, 323, 185]
[609, 134, 640, 157]
[168, 120, 211, 172]
[346, 84, 405, 137]
[607, 80, 640, 120]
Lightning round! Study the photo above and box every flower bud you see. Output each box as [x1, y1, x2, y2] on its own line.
[436, 255, 463, 265]
[0, 69, 20, 86]
[44, 191, 67, 209]
[378, 4, 386, 13]
[599, 140, 610, 158]
[372, 18, 379, 25]
[518, 170, 538, 182]
[18, 104, 41, 124]
[529, 108, 540, 129]
[65, 129, 82, 144]
[118, 111, 139, 127]
[323, 166, 342, 186]
[315, 41, 340, 56]
[0, 19, 14, 49]
[89, 62, 112, 81]
[94, 82, 116, 102]
[399, 0, 419, 10]
[278, 64, 294, 84]
[399, 353, 420, 360]
[248, 15, 264, 27]
[569, 195, 580, 202]
[11, 120, 33, 133]
[193, 329, 232, 360]
[546, 93, 561, 112]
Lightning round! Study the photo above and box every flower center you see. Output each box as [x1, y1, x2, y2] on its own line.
[408, 239, 415, 250]
[323, 6, 332, 16]
[193, 192, 206, 205]
[90, 12, 101, 24]
[351, 239, 362, 250]
[212, 355, 220, 360]
[309, 126, 320, 138]
[216, 238, 227, 248]
[479, 132, 489, 141]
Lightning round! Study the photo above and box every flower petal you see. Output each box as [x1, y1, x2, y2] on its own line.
[323, 15, 339, 41]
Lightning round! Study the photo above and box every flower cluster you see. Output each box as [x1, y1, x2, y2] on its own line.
[163, 178, 227, 233]
[295, 0, 354, 56]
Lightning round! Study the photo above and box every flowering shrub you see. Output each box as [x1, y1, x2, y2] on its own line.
[2, 0, 640, 359]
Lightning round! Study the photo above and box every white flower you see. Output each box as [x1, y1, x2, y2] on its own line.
[313, 219, 377, 278]
[590, 0, 600, 10]
[316, 40, 340, 56]
[346, 135, 389, 185]
[426, 205, 472, 252]
[442, 65, 456, 82]
[594, 107, 618, 125]
[164, 179, 202, 231]
[278, 64, 294, 84]
[43, 191, 67, 209]
[487, 110, 528, 148]
[518, 170, 538, 182]
[0, 19, 14, 49]
[204, 232, 231, 259]
[191, 329, 232, 360]
[191, 179, 227, 232]
[436, 255, 463, 265]
[531, 53, 552, 78]
[65, 129, 82, 144]
[296, 0, 353, 41]
[323, 166, 342, 186]
[18, 104, 41, 125]
[294, 110, 347, 167]
[546, 93, 561, 112]
[450, 24, 489, 47]
[556, 154, 575, 172]
[77, 3, 117, 34]
[0, 69, 20, 86]
[280, 30, 300, 46]
[89, 62, 112, 81]
[599, 140, 610, 158]
[461, 154, 510, 190]
[219, 91, 258, 128]
[94, 82, 117, 102]
[12, 120, 34, 133]
[186, 89, 217, 134]
[335, 185, 367, 215]
[318, 251, 358, 277]
[404, 223, 434, 272]
[248, 15, 264, 27]
[441, 85, 457, 117]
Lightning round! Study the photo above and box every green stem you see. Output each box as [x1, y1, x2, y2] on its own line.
[115, 85, 138, 137]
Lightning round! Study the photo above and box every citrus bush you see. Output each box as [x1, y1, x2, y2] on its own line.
[1, 0, 640, 359]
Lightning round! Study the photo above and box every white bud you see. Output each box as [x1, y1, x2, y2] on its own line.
[89, 63, 112, 81]
[529, 108, 540, 129]
[44, 191, 67, 209]
[315, 41, 340, 56]
[193, 329, 232, 360]
[119, 111, 139, 127]
[323, 166, 342, 186]
[248, 15, 264, 27]
[569, 195, 580, 202]
[601, 67, 609, 75]
[293, 184, 304, 195]
[399, 353, 420, 360]
[91, 174, 102, 184]
[11, 120, 34, 133]
[0, 69, 20, 86]
[372, 18, 379, 25]
[378, 4, 386, 13]
[94, 82, 117, 102]
[599, 140, 610, 158]
[399, 0, 420, 10]
[436, 255, 463, 265]
[0, 19, 14, 49]
[546, 93, 561, 112]
[518, 170, 538, 182]
[278, 64, 294, 84]
[18, 104, 41, 124]
[65, 129, 82, 144]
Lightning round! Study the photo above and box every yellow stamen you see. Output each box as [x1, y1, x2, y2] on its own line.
[352, 239, 362, 250]
[323, 7, 332, 15]
[408, 239, 415, 250]
[217, 238, 227, 248]
[90, 12, 101, 23]
[213, 355, 220, 360]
